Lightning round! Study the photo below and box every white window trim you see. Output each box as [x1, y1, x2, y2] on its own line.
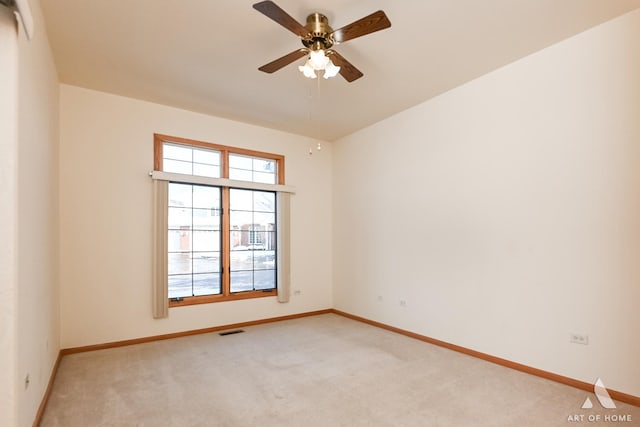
[150, 170, 296, 194]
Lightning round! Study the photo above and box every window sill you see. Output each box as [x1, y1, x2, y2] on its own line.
[169, 289, 278, 308]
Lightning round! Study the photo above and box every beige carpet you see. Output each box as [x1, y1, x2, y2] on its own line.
[41, 314, 639, 426]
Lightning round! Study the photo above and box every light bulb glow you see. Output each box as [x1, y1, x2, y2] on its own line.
[298, 61, 317, 79]
[323, 60, 340, 79]
[300, 50, 340, 80]
[309, 50, 330, 70]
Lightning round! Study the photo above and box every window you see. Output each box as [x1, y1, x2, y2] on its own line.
[229, 189, 276, 293]
[168, 183, 221, 298]
[163, 143, 221, 178]
[229, 153, 277, 183]
[153, 134, 286, 307]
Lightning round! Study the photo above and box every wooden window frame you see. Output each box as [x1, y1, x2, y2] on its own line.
[154, 134, 284, 307]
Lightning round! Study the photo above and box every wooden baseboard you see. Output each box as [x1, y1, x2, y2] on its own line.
[330, 309, 640, 408]
[61, 309, 332, 355]
[32, 351, 62, 427]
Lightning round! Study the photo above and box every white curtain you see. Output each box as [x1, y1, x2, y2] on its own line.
[152, 179, 169, 318]
[276, 192, 291, 303]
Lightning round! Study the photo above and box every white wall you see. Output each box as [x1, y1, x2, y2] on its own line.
[0, 7, 19, 427]
[333, 9, 640, 397]
[15, 0, 61, 425]
[0, 0, 62, 426]
[59, 85, 333, 348]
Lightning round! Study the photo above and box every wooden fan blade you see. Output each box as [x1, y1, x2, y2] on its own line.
[326, 50, 363, 82]
[258, 49, 309, 73]
[331, 10, 391, 44]
[253, 1, 309, 38]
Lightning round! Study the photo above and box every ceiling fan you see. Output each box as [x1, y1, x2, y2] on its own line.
[253, 1, 391, 82]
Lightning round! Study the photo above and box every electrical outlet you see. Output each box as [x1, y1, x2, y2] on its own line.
[399, 300, 407, 307]
[570, 333, 589, 345]
[293, 289, 301, 296]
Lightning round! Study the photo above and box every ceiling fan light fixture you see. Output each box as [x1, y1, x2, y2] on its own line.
[254, 2, 391, 83]
[298, 61, 317, 79]
[323, 60, 340, 79]
[298, 49, 339, 80]
[309, 49, 330, 70]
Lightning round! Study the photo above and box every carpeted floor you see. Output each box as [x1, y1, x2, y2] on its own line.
[40, 314, 639, 426]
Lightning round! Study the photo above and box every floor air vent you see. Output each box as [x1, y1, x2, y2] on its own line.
[219, 329, 245, 336]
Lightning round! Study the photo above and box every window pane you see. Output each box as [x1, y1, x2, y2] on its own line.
[228, 188, 277, 292]
[193, 148, 220, 165]
[192, 186, 220, 209]
[231, 230, 249, 251]
[167, 182, 221, 300]
[230, 249, 252, 271]
[164, 144, 192, 162]
[193, 230, 219, 252]
[229, 168, 252, 182]
[163, 159, 193, 175]
[193, 273, 221, 296]
[168, 253, 191, 275]
[229, 154, 252, 170]
[193, 163, 220, 178]
[169, 252, 220, 275]
[163, 143, 220, 178]
[253, 158, 275, 173]
[254, 212, 275, 226]
[168, 229, 191, 252]
[169, 270, 221, 298]
[249, 231, 275, 252]
[168, 275, 193, 298]
[254, 171, 276, 184]
[229, 189, 253, 211]
[168, 208, 191, 229]
[228, 154, 278, 184]
[193, 252, 220, 273]
[254, 270, 276, 290]
[230, 212, 253, 230]
[254, 192, 275, 212]
[230, 228, 243, 250]
[230, 230, 261, 250]
[230, 271, 254, 293]
[192, 209, 219, 230]
[168, 183, 192, 208]
[254, 250, 276, 270]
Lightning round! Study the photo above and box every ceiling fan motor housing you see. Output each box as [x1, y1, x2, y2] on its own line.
[302, 13, 334, 50]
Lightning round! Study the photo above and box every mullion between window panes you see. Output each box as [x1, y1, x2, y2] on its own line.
[190, 187, 194, 296]
[222, 186, 230, 296]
